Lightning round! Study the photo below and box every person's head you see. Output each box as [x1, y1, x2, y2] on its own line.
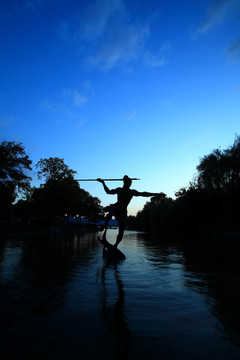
[123, 175, 132, 188]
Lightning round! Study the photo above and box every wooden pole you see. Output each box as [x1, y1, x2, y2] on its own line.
[75, 178, 140, 181]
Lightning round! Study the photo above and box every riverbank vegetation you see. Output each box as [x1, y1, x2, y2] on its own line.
[1, 136, 240, 234]
[126, 135, 240, 235]
[0, 143, 103, 224]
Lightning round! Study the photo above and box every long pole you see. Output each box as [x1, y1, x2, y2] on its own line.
[75, 178, 140, 181]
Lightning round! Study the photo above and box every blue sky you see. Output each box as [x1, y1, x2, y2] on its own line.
[1, 0, 240, 215]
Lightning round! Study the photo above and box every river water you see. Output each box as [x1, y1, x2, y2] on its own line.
[1, 229, 240, 359]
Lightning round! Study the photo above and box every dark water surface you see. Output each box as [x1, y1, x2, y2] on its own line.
[1, 229, 240, 359]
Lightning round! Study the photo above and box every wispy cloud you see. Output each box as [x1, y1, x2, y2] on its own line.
[87, 23, 149, 71]
[82, 80, 93, 92]
[161, 100, 173, 107]
[80, 0, 123, 40]
[0, 115, 15, 128]
[191, 0, 240, 62]
[61, 89, 88, 107]
[200, 0, 236, 34]
[40, 88, 89, 126]
[24, 0, 55, 12]
[56, 21, 69, 42]
[234, 85, 240, 93]
[192, 0, 238, 39]
[125, 110, 137, 120]
[226, 37, 240, 62]
[73, 0, 169, 71]
[144, 42, 171, 68]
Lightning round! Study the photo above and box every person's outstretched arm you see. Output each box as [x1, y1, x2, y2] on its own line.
[97, 178, 117, 195]
[132, 190, 159, 197]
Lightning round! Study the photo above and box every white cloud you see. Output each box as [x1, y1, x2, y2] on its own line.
[76, 0, 169, 71]
[82, 80, 92, 92]
[226, 37, 240, 62]
[80, 0, 123, 40]
[87, 22, 150, 71]
[40, 88, 89, 125]
[191, 0, 240, 63]
[56, 21, 69, 41]
[61, 88, 89, 107]
[125, 110, 137, 120]
[25, 0, 55, 11]
[200, 0, 236, 34]
[196, 0, 238, 37]
[0, 115, 15, 128]
[191, 0, 240, 40]
[234, 85, 240, 93]
[144, 42, 171, 68]
[76, 119, 84, 128]
[161, 100, 173, 107]
[73, 92, 88, 107]
[25, 0, 43, 8]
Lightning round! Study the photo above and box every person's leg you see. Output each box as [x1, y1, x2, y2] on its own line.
[114, 217, 125, 247]
[114, 227, 124, 247]
[102, 228, 107, 243]
[104, 212, 112, 228]
[99, 212, 112, 231]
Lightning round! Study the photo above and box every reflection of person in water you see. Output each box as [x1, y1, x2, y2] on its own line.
[100, 263, 131, 358]
[97, 175, 159, 247]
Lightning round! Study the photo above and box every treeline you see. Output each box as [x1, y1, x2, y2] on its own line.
[1, 136, 240, 232]
[0, 141, 103, 224]
[127, 135, 240, 234]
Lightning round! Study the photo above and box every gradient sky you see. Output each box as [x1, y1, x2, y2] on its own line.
[1, 0, 240, 215]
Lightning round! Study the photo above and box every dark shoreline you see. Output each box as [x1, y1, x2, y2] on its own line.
[1, 222, 240, 241]
[0, 222, 98, 237]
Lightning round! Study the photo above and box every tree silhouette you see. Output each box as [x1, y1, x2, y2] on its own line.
[133, 135, 240, 234]
[25, 157, 102, 223]
[197, 135, 240, 191]
[0, 141, 32, 219]
[36, 157, 76, 181]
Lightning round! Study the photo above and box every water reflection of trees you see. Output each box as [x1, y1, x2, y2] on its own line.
[183, 237, 240, 345]
[0, 232, 99, 336]
[0, 232, 98, 296]
[139, 232, 240, 346]
[137, 233, 185, 269]
[100, 261, 131, 360]
[18, 232, 98, 289]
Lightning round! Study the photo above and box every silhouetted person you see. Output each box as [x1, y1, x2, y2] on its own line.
[97, 175, 159, 247]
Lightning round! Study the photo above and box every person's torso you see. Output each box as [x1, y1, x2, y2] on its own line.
[116, 187, 134, 210]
